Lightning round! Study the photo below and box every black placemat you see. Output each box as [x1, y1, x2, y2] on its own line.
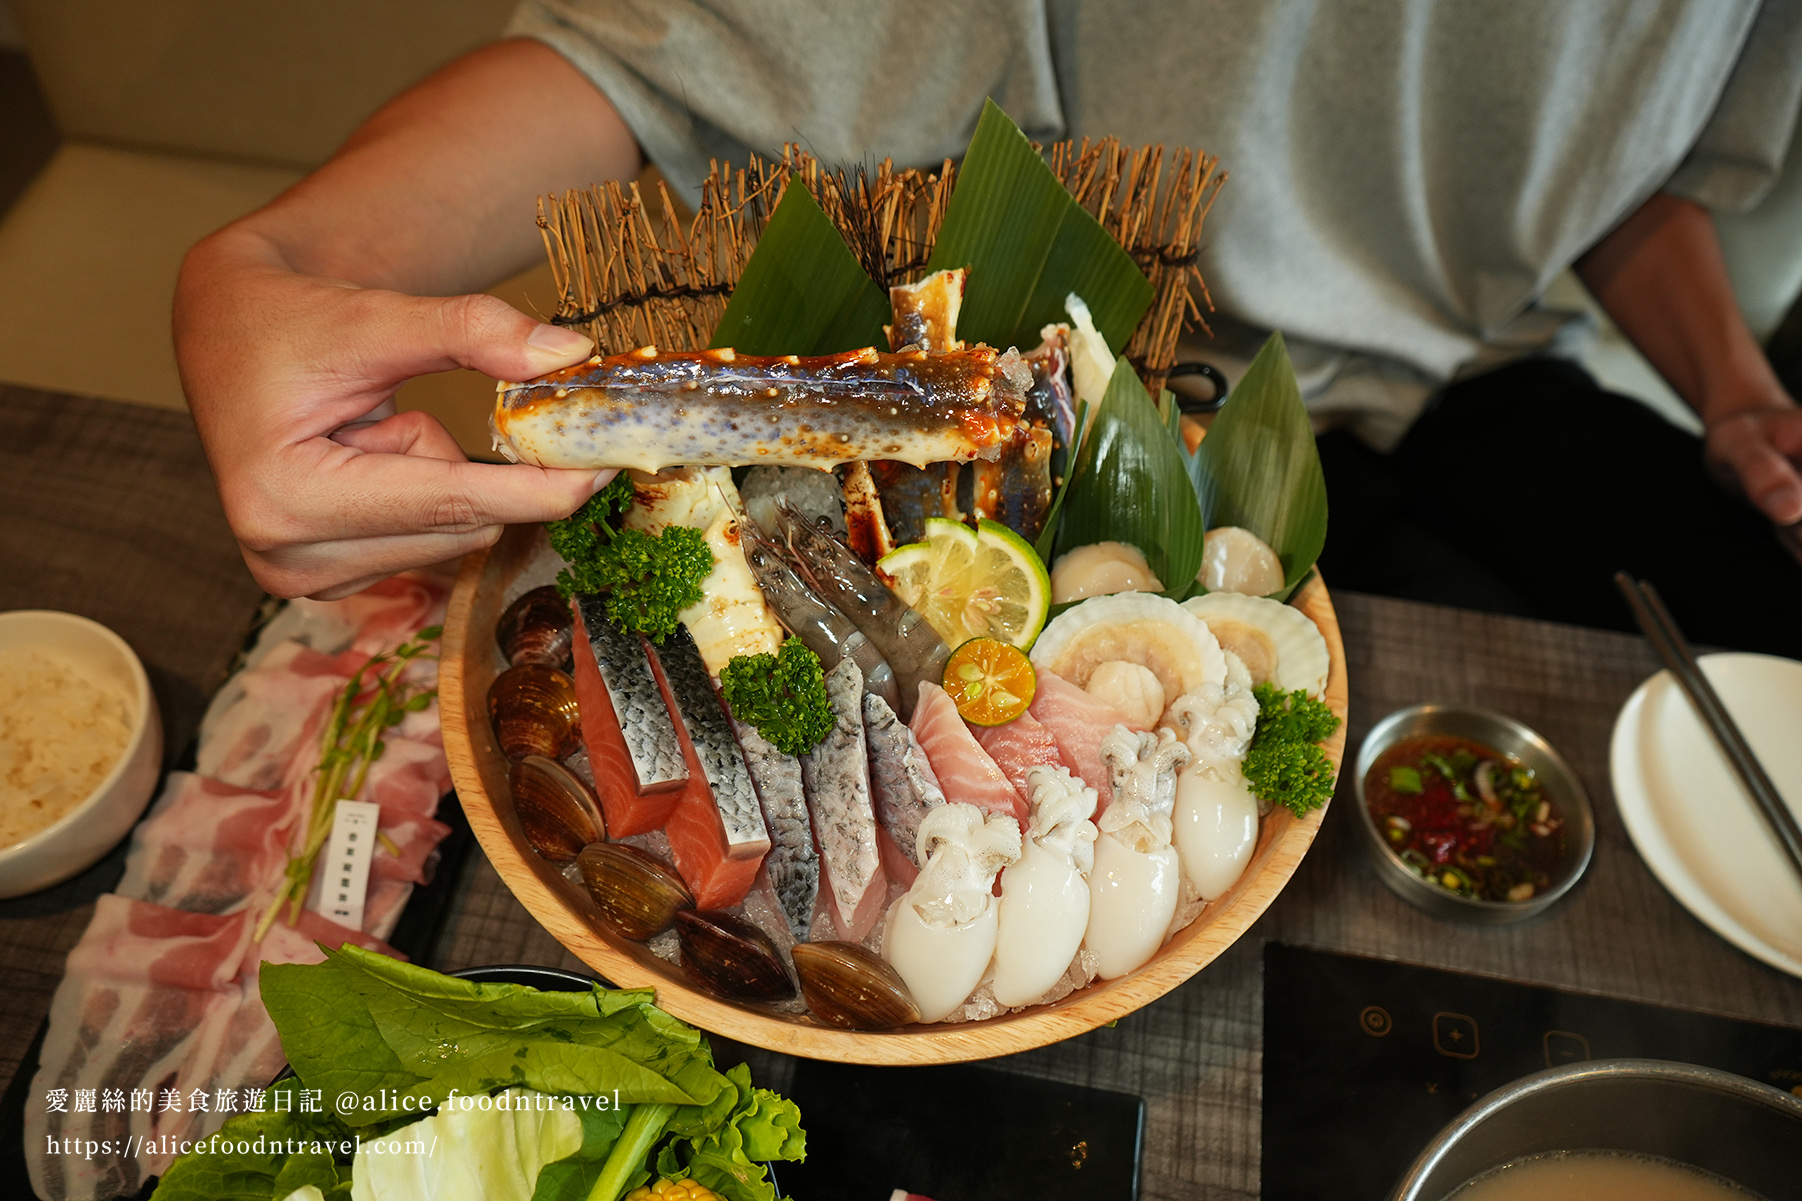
[769, 1060, 1143, 1201]
[1261, 943, 1802, 1201]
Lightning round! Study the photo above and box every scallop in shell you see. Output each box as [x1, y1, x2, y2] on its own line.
[792, 941, 920, 1029]
[496, 585, 574, 669]
[510, 755, 603, 862]
[1049, 541, 1164, 604]
[1182, 591, 1329, 698]
[674, 909, 796, 1003]
[1030, 593, 1226, 727]
[487, 663, 581, 760]
[577, 842, 694, 940]
[1197, 526, 1285, 596]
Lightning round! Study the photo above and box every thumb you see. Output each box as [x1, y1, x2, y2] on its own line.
[359, 290, 595, 386]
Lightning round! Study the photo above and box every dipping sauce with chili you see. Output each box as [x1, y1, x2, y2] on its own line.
[1363, 735, 1566, 902]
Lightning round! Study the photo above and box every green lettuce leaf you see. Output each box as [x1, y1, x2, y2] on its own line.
[149, 1080, 357, 1201]
[653, 1064, 805, 1201]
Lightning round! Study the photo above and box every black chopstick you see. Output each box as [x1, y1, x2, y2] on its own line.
[1613, 571, 1802, 887]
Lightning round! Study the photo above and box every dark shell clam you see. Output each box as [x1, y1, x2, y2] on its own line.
[674, 909, 796, 1003]
[487, 663, 581, 761]
[509, 755, 603, 862]
[791, 940, 920, 1030]
[497, 585, 574, 670]
[577, 842, 693, 940]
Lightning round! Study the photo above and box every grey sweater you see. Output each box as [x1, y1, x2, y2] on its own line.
[511, 0, 1802, 445]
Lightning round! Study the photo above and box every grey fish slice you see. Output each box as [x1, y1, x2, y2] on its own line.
[798, 658, 887, 942]
[493, 345, 1029, 472]
[650, 625, 770, 860]
[574, 595, 687, 793]
[862, 690, 946, 873]
[732, 715, 819, 942]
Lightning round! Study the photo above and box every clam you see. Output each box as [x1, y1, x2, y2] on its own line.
[496, 585, 575, 669]
[576, 842, 693, 940]
[487, 663, 581, 760]
[509, 755, 603, 862]
[791, 940, 920, 1029]
[674, 909, 796, 1003]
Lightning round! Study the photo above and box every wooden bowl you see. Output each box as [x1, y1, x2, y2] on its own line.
[441, 524, 1348, 1064]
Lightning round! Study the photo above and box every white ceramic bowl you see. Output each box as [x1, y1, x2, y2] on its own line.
[0, 610, 162, 897]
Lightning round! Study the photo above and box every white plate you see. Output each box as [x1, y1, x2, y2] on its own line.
[1611, 652, 1802, 978]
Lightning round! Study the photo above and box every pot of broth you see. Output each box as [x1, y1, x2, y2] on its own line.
[1388, 1059, 1802, 1201]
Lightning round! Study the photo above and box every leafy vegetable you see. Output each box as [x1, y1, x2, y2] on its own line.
[547, 475, 716, 642]
[655, 1064, 806, 1201]
[1052, 357, 1206, 596]
[149, 1079, 360, 1201]
[1242, 683, 1341, 817]
[926, 99, 1153, 354]
[718, 637, 834, 756]
[257, 625, 441, 940]
[1188, 333, 1328, 599]
[711, 182, 890, 355]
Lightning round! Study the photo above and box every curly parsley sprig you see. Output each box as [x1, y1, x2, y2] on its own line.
[1242, 683, 1341, 817]
[719, 638, 834, 756]
[545, 475, 715, 643]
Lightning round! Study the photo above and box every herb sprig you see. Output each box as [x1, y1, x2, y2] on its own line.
[1241, 683, 1341, 817]
[255, 625, 441, 940]
[719, 638, 833, 756]
[546, 475, 715, 642]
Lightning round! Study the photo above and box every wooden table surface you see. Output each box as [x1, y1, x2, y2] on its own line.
[2, 389, 1799, 1200]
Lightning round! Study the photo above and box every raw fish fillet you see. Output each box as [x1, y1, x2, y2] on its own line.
[970, 708, 1067, 802]
[734, 717, 819, 941]
[800, 659, 887, 940]
[116, 774, 297, 914]
[908, 683, 1027, 830]
[570, 597, 686, 835]
[864, 691, 945, 890]
[649, 628, 769, 910]
[1027, 668, 1131, 812]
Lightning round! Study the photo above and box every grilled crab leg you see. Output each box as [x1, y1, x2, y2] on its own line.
[492, 344, 1030, 473]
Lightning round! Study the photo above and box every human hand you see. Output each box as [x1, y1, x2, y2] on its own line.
[1704, 405, 1802, 559]
[175, 229, 609, 599]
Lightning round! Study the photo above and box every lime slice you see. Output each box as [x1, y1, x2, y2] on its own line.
[943, 637, 1037, 725]
[878, 517, 1051, 650]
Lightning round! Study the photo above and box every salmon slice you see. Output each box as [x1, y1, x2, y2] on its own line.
[1027, 669, 1132, 813]
[647, 629, 768, 911]
[970, 708, 1068, 803]
[909, 683, 1027, 829]
[570, 600, 685, 836]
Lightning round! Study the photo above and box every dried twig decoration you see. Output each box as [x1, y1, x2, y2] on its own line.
[538, 138, 1222, 397]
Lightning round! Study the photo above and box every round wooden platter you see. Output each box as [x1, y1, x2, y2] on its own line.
[441, 523, 1349, 1065]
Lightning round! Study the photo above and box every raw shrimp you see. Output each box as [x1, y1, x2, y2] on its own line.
[775, 502, 949, 719]
[739, 526, 902, 715]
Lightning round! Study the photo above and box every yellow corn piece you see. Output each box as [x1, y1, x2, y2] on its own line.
[624, 1180, 718, 1201]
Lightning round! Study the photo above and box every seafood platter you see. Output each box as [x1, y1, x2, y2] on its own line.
[441, 106, 1349, 1063]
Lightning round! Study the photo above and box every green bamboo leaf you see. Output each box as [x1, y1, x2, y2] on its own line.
[1056, 358, 1205, 596]
[711, 183, 890, 355]
[926, 99, 1154, 354]
[1189, 332, 1328, 599]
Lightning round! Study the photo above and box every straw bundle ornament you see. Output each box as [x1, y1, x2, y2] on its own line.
[536, 140, 1223, 396]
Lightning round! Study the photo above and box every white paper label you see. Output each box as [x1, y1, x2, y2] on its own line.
[319, 799, 381, 930]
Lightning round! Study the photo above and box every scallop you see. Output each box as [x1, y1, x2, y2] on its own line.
[1182, 591, 1329, 698]
[1084, 661, 1165, 729]
[1049, 541, 1164, 604]
[1030, 593, 1226, 727]
[1197, 526, 1285, 596]
[1172, 762, 1259, 901]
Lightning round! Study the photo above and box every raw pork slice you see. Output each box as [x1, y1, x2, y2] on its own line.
[909, 683, 1027, 829]
[196, 640, 362, 791]
[1027, 668, 1132, 812]
[970, 708, 1067, 804]
[116, 774, 298, 914]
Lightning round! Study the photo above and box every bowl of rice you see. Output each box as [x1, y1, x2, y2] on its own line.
[0, 610, 160, 897]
